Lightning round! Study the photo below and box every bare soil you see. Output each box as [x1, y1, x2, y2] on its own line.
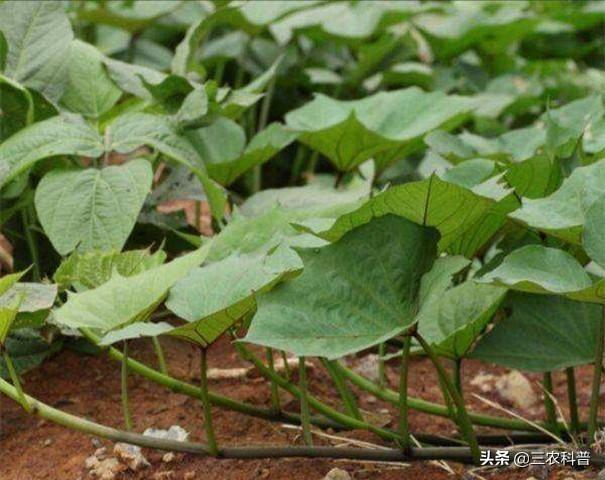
[0, 336, 600, 479]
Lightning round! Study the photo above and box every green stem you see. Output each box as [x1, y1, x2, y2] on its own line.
[200, 348, 219, 456]
[454, 359, 463, 398]
[281, 350, 291, 381]
[438, 374, 457, 421]
[566, 367, 580, 435]
[152, 337, 168, 375]
[398, 336, 412, 449]
[542, 372, 558, 434]
[588, 306, 605, 444]
[234, 343, 403, 443]
[21, 205, 40, 281]
[414, 334, 479, 463]
[378, 343, 387, 389]
[299, 357, 313, 446]
[7, 379, 598, 466]
[2, 347, 30, 412]
[266, 348, 281, 413]
[334, 361, 543, 432]
[321, 358, 363, 421]
[80, 328, 341, 430]
[121, 341, 133, 431]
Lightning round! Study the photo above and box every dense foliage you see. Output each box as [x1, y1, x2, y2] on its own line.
[1, 0, 605, 465]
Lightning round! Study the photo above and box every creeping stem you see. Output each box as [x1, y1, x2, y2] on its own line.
[588, 306, 605, 444]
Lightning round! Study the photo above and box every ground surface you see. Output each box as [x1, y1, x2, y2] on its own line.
[0, 335, 600, 480]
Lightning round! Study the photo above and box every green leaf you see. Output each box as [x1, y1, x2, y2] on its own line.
[35, 160, 153, 255]
[297, 175, 495, 255]
[0, 294, 21, 345]
[418, 282, 506, 359]
[0, 283, 56, 313]
[0, 0, 73, 101]
[166, 245, 302, 347]
[187, 119, 297, 185]
[478, 244, 605, 304]
[285, 88, 474, 172]
[418, 256, 470, 308]
[470, 293, 602, 372]
[54, 248, 167, 291]
[0, 115, 104, 188]
[53, 245, 211, 333]
[509, 159, 605, 244]
[0, 270, 27, 296]
[584, 194, 605, 269]
[98, 321, 174, 346]
[60, 40, 122, 118]
[245, 215, 438, 359]
[0, 328, 61, 378]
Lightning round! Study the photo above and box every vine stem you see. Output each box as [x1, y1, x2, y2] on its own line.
[79, 328, 342, 430]
[378, 343, 387, 388]
[566, 367, 580, 434]
[321, 358, 363, 420]
[414, 333, 480, 462]
[152, 337, 168, 375]
[542, 372, 558, 434]
[121, 341, 133, 431]
[588, 306, 605, 444]
[332, 361, 539, 432]
[2, 347, 30, 412]
[21, 205, 40, 281]
[266, 348, 281, 413]
[200, 348, 219, 456]
[4, 376, 605, 465]
[81, 329, 555, 434]
[299, 357, 313, 446]
[6, 376, 597, 465]
[398, 336, 412, 449]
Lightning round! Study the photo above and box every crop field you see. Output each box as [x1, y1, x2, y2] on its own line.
[0, 1, 605, 479]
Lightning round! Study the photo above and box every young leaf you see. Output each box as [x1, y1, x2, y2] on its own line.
[245, 215, 438, 359]
[285, 88, 474, 172]
[509, 159, 605, 244]
[0, 0, 73, 101]
[297, 175, 495, 254]
[186, 119, 297, 186]
[35, 159, 153, 255]
[166, 245, 302, 347]
[478, 245, 605, 304]
[54, 248, 167, 291]
[470, 293, 602, 372]
[60, 40, 122, 118]
[0, 115, 104, 188]
[417, 282, 506, 359]
[53, 244, 211, 333]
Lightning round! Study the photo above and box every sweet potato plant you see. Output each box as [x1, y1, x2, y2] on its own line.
[1, 0, 605, 468]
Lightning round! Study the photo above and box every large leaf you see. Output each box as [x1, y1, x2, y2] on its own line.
[285, 88, 474, 172]
[245, 215, 438, 359]
[417, 282, 506, 359]
[478, 245, 605, 304]
[186, 119, 297, 186]
[0, 115, 104, 188]
[60, 40, 122, 118]
[165, 246, 301, 347]
[0, 1, 73, 101]
[35, 160, 153, 255]
[54, 248, 167, 291]
[53, 245, 211, 333]
[297, 175, 496, 255]
[509, 159, 605, 244]
[470, 293, 602, 372]
[584, 194, 605, 269]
